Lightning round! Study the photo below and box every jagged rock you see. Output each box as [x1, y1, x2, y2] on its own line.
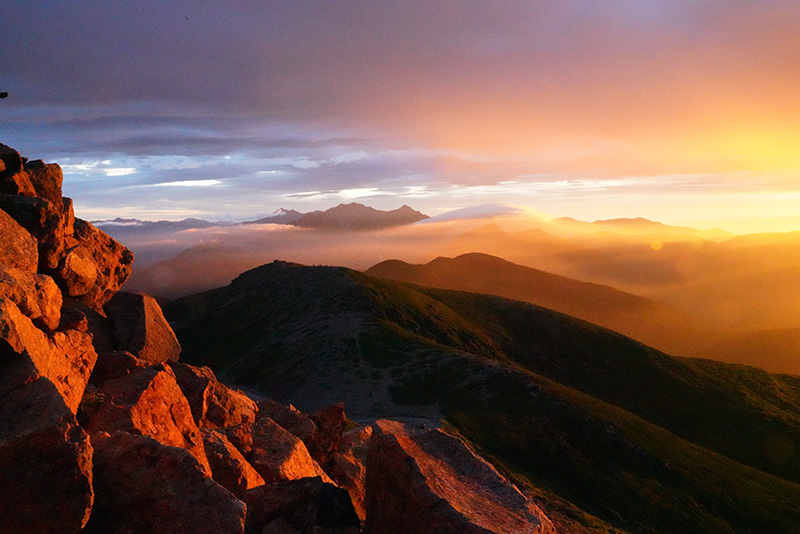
[202, 427, 265, 498]
[249, 416, 332, 484]
[225, 420, 255, 455]
[104, 291, 180, 363]
[0, 143, 23, 174]
[0, 169, 36, 196]
[245, 477, 360, 534]
[62, 197, 75, 236]
[63, 297, 116, 353]
[72, 219, 134, 310]
[328, 425, 372, 521]
[86, 364, 212, 476]
[0, 298, 96, 413]
[24, 160, 63, 206]
[0, 193, 66, 270]
[365, 420, 556, 534]
[258, 400, 347, 466]
[0, 207, 38, 271]
[85, 432, 246, 534]
[173, 362, 257, 428]
[0, 264, 62, 330]
[0, 377, 94, 534]
[258, 400, 317, 446]
[56, 246, 98, 297]
[309, 402, 347, 465]
[89, 350, 149, 385]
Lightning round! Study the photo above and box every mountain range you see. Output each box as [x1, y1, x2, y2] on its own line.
[164, 260, 800, 534]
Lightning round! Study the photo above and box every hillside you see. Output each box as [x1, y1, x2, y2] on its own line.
[366, 252, 716, 358]
[165, 261, 800, 534]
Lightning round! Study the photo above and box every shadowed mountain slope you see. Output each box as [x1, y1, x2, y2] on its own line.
[165, 261, 800, 534]
[366, 252, 716, 357]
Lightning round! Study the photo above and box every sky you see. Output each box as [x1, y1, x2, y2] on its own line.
[2, 1, 800, 233]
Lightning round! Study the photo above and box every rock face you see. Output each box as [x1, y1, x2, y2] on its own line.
[0, 264, 62, 330]
[0, 298, 96, 413]
[71, 219, 134, 310]
[104, 291, 181, 363]
[0, 207, 38, 271]
[0, 377, 94, 534]
[85, 432, 246, 534]
[202, 427, 265, 498]
[249, 416, 333, 484]
[87, 364, 212, 476]
[172, 362, 256, 429]
[365, 420, 556, 534]
[329, 425, 372, 521]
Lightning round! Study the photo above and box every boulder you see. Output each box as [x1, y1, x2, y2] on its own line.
[71, 219, 133, 310]
[104, 291, 180, 363]
[249, 416, 332, 484]
[86, 364, 212, 476]
[89, 350, 149, 385]
[0, 298, 97, 413]
[0, 206, 39, 271]
[0, 193, 66, 270]
[84, 432, 246, 534]
[56, 246, 98, 297]
[62, 297, 116, 353]
[328, 425, 372, 521]
[0, 264, 62, 330]
[202, 427, 265, 498]
[58, 305, 88, 332]
[258, 400, 347, 466]
[0, 142, 23, 174]
[0, 169, 36, 196]
[245, 477, 360, 534]
[365, 420, 556, 534]
[172, 362, 257, 428]
[309, 402, 347, 465]
[24, 160, 63, 206]
[0, 377, 94, 534]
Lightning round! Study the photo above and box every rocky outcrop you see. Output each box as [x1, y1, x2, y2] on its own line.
[0, 264, 62, 330]
[0, 298, 96, 413]
[0, 207, 38, 271]
[202, 427, 265, 498]
[173, 362, 257, 429]
[249, 416, 333, 484]
[329, 425, 372, 521]
[86, 364, 212, 476]
[0, 377, 94, 534]
[104, 291, 181, 363]
[245, 476, 360, 534]
[258, 400, 347, 466]
[71, 219, 134, 310]
[365, 420, 556, 534]
[85, 431, 246, 534]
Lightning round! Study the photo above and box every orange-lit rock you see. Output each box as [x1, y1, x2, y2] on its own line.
[85, 432, 246, 534]
[104, 291, 180, 363]
[202, 427, 265, 498]
[71, 219, 133, 311]
[0, 207, 38, 271]
[89, 350, 149, 385]
[0, 169, 36, 196]
[24, 160, 63, 207]
[0, 298, 96, 413]
[245, 476, 360, 534]
[0, 264, 62, 330]
[0, 377, 93, 534]
[87, 364, 212, 476]
[56, 246, 98, 297]
[0, 194, 66, 270]
[249, 416, 332, 484]
[365, 419, 556, 534]
[173, 362, 257, 428]
[328, 425, 372, 521]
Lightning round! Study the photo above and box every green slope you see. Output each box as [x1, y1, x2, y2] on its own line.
[164, 261, 800, 534]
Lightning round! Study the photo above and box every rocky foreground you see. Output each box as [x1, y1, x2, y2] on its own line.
[0, 143, 555, 533]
